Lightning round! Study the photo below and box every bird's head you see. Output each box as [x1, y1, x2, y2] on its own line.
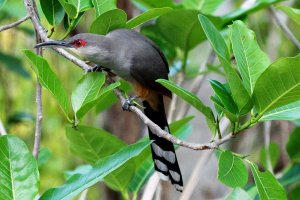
[35, 33, 112, 63]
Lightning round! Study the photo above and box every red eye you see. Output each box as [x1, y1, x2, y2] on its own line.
[73, 39, 87, 48]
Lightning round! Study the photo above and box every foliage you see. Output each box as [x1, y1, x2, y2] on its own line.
[1, 0, 300, 199]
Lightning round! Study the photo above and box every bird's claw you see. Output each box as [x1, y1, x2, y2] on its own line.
[87, 65, 103, 72]
[122, 96, 138, 111]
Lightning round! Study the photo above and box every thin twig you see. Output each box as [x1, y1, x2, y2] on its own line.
[0, 119, 7, 135]
[141, 173, 160, 200]
[264, 121, 273, 174]
[270, 6, 300, 50]
[30, 0, 43, 159]
[0, 15, 30, 32]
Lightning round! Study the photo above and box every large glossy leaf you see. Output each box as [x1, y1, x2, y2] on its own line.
[128, 116, 194, 193]
[218, 150, 248, 188]
[277, 6, 300, 26]
[231, 20, 269, 94]
[92, 0, 116, 17]
[181, 0, 224, 14]
[157, 10, 223, 51]
[225, 188, 252, 200]
[40, 0, 65, 25]
[156, 79, 216, 131]
[126, 7, 172, 29]
[250, 162, 287, 200]
[71, 73, 105, 119]
[199, 15, 252, 115]
[260, 100, 300, 121]
[76, 81, 120, 119]
[0, 135, 39, 200]
[40, 140, 151, 200]
[90, 9, 127, 35]
[66, 125, 125, 164]
[68, 0, 93, 13]
[66, 125, 134, 192]
[286, 127, 300, 162]
[253, 54, 300, 116]
[0, 52, 30, 79]
[23, 50, 70, 118]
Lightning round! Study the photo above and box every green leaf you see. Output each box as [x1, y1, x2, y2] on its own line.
[58, 0, 77, 19]
[71, 73, 105, 119]
[210, 80, 238, 114]
[0, 51, 30, 79]
[157, 10, 223, 51]
[131, 0, 174, 10]
[23, 50, 70, 119]
[277, 6, 300, 26]
[92, 0, 116, 17]
[64, 164, 93, 180]
[260, 101, 300, 121]
[181, 0, 224, 14]
[0, 135, 39, 200]
[218, 150, 248, 188]
[128, 117, 193, 193]
[66, 125, 134, 192]
[126, 7, 173, 29]
[231, 20, 269, 94]
[40, 140, 151, 200]
[66, 125, 125, 164]
[249, 162, 287, 200]
[40, 0, 65, 25]
[253, 54, 300, 117]
[211, 96, 238, 122]
[90, 9, 127, 35]
[199, 15, 252, 115]
[157, 79, 216, 132]
[76, 81, 120, 119]
[225, 188, 252, 200]
[260, 143, 280, 169]
[68, 0, 93, 14]
[286, 127, 300, 162]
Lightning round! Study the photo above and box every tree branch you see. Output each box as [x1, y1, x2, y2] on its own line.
[270, 6, 300, 50]
[0, 15, 30, 32]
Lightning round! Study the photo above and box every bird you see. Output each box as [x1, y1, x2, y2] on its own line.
[35, 28, 183, 191]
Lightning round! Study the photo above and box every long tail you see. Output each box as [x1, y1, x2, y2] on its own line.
[143, 95, 183, 192]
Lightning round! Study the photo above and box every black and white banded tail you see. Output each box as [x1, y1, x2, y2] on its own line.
[143, 96, 183, 192]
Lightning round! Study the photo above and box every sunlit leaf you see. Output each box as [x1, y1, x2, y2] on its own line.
[23, 50, 70, 119]
[253, 54, 300, 116]
[277, 6, 300, 25]
[0, 135, 39, 200]
[231, 20, 269, 94]
[250, 162, 287, 200]
[40, 140, 151, 200]
[218, 150, 248, 188]
[126, 7, 172, 29]
[92, 0, 116, 17]
[90, 9, 127, 35]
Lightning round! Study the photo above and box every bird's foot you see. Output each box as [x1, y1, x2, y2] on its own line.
[87, 65, 108, 73]
[122, 96, 139, 111]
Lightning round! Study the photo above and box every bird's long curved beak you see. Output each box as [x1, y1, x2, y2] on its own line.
[35, 40, 72, 48]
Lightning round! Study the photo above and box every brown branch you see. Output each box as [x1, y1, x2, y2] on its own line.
[0, 15, 30, 32]
[24, 0, 239, 151]
[270, 6, 300, 50]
